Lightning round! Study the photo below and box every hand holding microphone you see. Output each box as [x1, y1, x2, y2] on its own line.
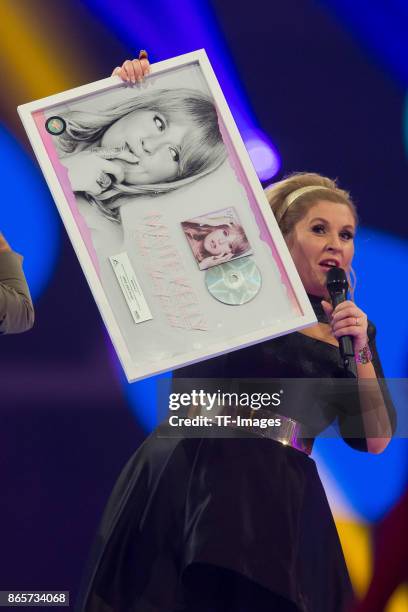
[321, 267, 369, 377]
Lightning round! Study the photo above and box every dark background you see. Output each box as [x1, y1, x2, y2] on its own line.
[1, 0, 407, 606]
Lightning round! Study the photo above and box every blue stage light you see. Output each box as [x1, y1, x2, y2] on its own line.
[122, 372, 172, 432]
[0, 124, 60, 299]
[353, 227, 408, 378]
[315, 438, 407, 522]
[319, 0, 408, 85]
[245, 132, 281, 180]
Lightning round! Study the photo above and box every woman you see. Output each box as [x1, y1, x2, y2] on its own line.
[181, 219, 251, 269]
[57, 54, 226, 224]
[75, 59, 396, 612]
[0, 231, 34, 334]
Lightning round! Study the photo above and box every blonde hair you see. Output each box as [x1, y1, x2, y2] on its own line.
[265, 172, 358, 296]
[57, 88, 227, 222]
[265, 172, 358, 235]
[181, 221, 250, 261]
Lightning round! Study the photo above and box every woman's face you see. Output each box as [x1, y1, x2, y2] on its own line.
[287, 201, 356, 298]
[100, 110, 189, 185]
[203, 227, 235, 256]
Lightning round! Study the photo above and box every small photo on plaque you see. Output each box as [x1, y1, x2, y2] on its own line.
[181, 207, 252, 270]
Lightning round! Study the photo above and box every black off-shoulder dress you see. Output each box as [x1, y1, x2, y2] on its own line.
[76, 296, 396, 612]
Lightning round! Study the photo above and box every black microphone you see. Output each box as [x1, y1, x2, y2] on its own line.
[326, 267, 357, 378]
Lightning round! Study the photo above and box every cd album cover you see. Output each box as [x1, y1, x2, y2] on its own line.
[18, 50, 316, 382]
[181, 207, 252, 270]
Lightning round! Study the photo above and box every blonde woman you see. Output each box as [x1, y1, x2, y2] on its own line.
[76, 59, 396, 612]
[57, 58, 226, 223]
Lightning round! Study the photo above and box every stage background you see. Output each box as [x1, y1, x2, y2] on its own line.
[1, 0, 407, 609]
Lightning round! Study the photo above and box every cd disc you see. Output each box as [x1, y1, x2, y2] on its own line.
[205, 258, 262, 305]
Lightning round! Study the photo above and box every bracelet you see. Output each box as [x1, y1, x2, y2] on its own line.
[355, 344, 373, 365]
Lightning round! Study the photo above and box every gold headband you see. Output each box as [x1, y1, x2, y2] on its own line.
[275, 185, 332, 224]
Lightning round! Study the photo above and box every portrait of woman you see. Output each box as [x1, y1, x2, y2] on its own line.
[181, 210, 251, 269]
[74, 59, 397, 612]
[56, 84, 227, 223]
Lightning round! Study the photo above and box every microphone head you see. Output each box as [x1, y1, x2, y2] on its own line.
[326, 267, 348, 295]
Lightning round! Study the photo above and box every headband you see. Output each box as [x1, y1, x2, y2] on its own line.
[275, 185, 332, 224]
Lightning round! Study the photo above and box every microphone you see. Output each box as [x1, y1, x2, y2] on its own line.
[326, 267, 357, 378]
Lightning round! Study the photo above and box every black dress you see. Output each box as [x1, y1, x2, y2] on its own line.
[76, 296, 396, 612]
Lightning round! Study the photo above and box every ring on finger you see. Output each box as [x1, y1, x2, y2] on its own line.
[355, 317, 360, 326]
[96, 172, 112, 190]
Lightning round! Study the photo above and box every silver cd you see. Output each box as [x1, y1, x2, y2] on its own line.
[205, 258, 262, 305]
